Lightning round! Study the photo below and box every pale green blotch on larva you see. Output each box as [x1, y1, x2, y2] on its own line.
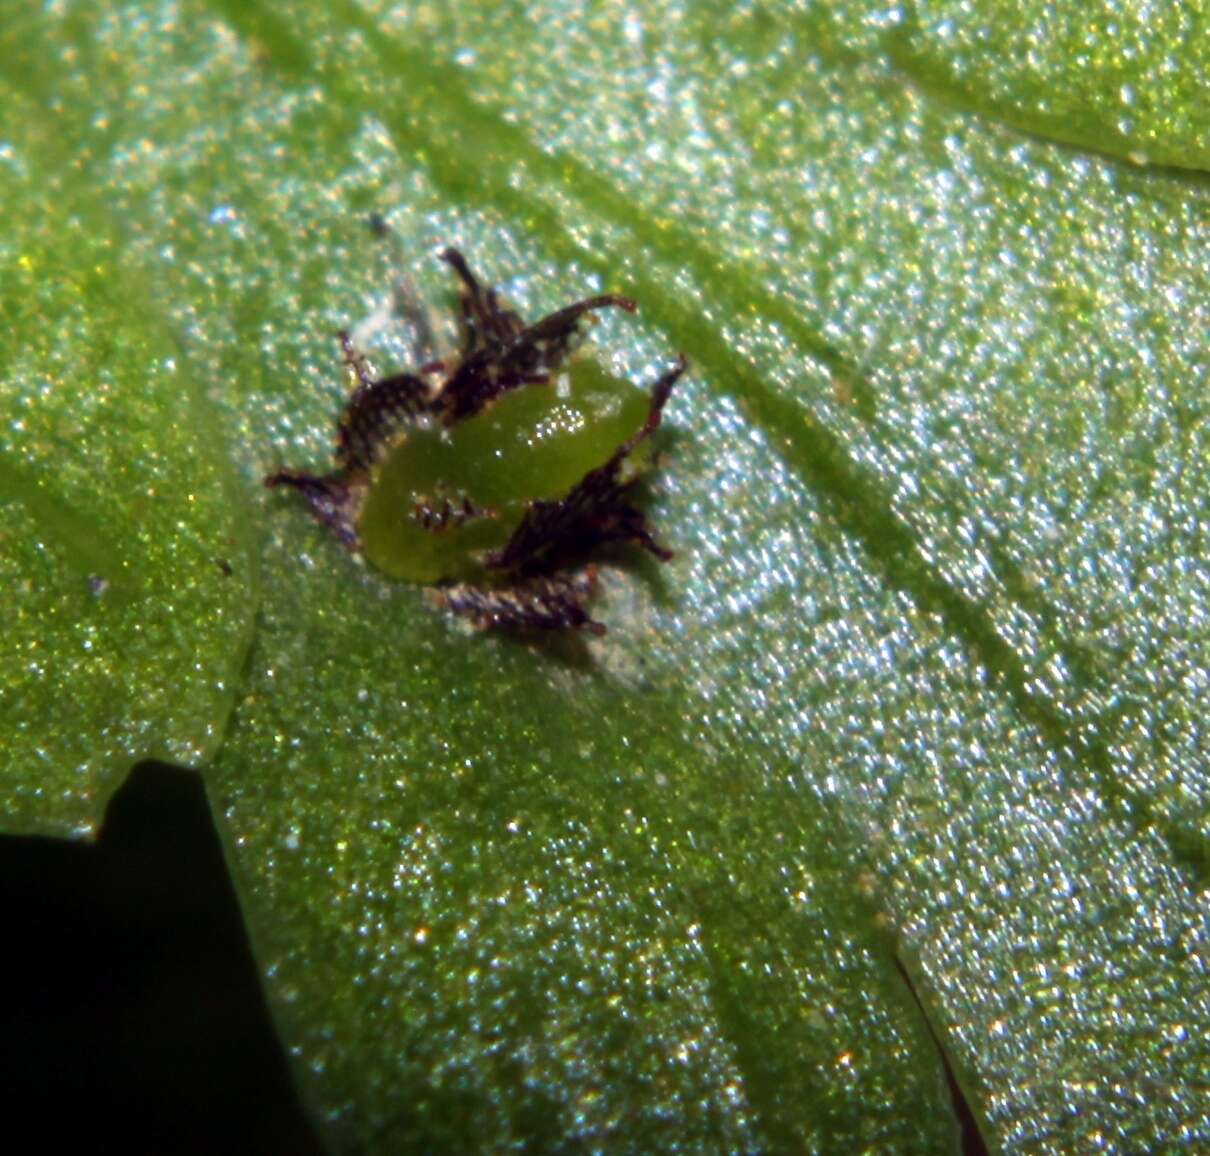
[359, 358, 654, 584]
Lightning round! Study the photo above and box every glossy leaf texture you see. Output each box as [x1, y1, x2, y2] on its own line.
[890, 0, 1210, 171]
[2, 1, 1207, 1152]
[0, 77, 257, 836]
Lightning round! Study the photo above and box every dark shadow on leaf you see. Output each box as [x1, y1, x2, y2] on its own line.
[0, 762, 323, 1156]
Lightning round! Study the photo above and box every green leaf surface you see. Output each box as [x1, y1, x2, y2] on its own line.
[3, 0, 1208, 1152]
[0, 81, 257, 837]
[891, 0, 1210, 171]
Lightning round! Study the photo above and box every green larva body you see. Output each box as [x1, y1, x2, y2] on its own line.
[359, 358, 653, 583]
